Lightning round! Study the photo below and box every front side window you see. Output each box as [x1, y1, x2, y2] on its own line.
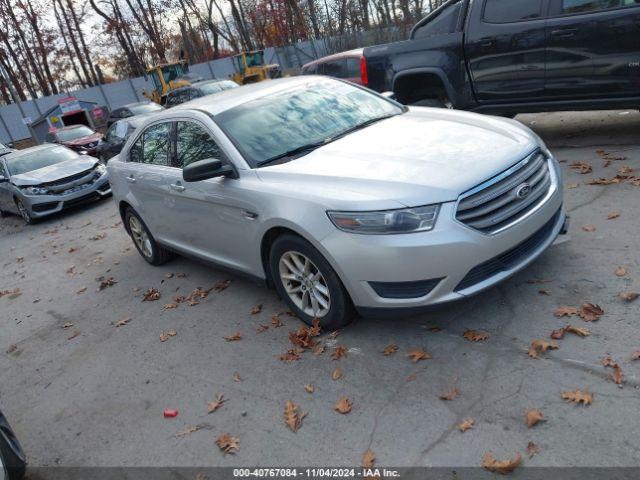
[217, 79, 403, 167]
[6, 147, 77, 176]
[560, 0, 637, 14]
[130, 123, 171, 166]
[0, 161, 7, 178]
[483, 0, 543, 23]
[175, 122, 222, 169]
[413, 1, 462, 38]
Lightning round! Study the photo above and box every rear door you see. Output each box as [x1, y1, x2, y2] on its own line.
[546, 0, 640, 99]
[465, 0, 549, 102]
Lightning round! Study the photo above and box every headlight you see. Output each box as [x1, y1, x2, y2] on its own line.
[21, 186, 50, 196]
[95, 164, 107, 174]
[327, 204, 440, 234]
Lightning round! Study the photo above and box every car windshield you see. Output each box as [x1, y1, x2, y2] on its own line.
[6, 147, 77, 176]
[217, 80, 403, 167]
[198, 80, 239, 95]
[129, 103, 163, 115]
[56, 126, 95, 142]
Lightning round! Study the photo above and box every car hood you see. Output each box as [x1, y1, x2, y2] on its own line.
[11, 157, 99, 186]
[256, 108, 538, 208]
[62, 132, 103, 146]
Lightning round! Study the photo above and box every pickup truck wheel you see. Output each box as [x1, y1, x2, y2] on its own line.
[269, 234, 355, 330]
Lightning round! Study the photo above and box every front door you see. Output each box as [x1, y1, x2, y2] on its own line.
[546, 0, 640, 99]
[466, 0, 549, 103]
[0, 160, 13, 213]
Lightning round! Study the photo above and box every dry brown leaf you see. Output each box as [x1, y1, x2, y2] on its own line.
[562, 389, 593, 406]
[406, 348, 432, 362]
[256, 324, 269, 333]
[0, 288, 21, 299]
[382, 344, 398, 356]
[619, 291, 639, 302]
[66, 265, 76, 276]
[224, 332, 242, 342]
[313, 344, 325, 356]
[304, 384, 314, 393]
[279, 348, 303, 362]
[90, 232, 106, 241]
[97, 277, 117, 291]
[550, 328, 565, 340]
[526, 442, 540, 458]
[618, 165, 634, 174]
[525, 409, 544, 428]
[607, 210, 621, 220]
[250, 304, 263, 315]
[463, 329, 489, 342]
[581, 224, 596, 232]
[175, 425, 201, 438]
[439, 388, 460, 401]
[334, 396, 353, 414]
[601, 356, 617, 367]
[164, 273, 174, 279]
[458, 418, 475, 432]
[612, 364, 624, 385]
[159, 330, 177, 342]
[6, 344, 17, 354]
[232, 372, 243, 382]
[114, 317, 131, 327]
[615, 266, 629, 277]
[328, 330, 340, 339]
[554, 306, 579, 317]
[163, 302, 178, 310]
[332, 367, 343, 380]
[331, 345, 348, 360]
[579, 303, 604, 321]
[213, 279, 231, 292]
[76, 287, 87, 294]
[528, 339, 559, 359]
[565, 325, 590, 337]
[271, 315, 284, 328]
[176, 272, 186, 278]
[309, 318, 322, 337]
[289, 325, 318, 349]
[569, 161, 592, 174]
[482, 453, 522, 474]
[215, 433, 239, 454]
[283, 400, 307, 432]
[538, 288, 551, 296]
[362, 450, 376, 468]
[207, 394, 226, 413]
[143, 288, 161, 301]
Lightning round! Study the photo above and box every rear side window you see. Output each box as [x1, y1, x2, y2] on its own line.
[323, 59, 348, 78]
[346, 58, 361, 77]
[175, 121, 222, 169]
[130, 122, 171, 166]
[302, 64, 318, 75]
[413, 1, 462, 38]
[483, 0, 544, 23]
[560, 0, 637, 14]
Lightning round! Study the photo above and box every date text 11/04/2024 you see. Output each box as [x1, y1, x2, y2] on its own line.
[232, 468, 401, 478]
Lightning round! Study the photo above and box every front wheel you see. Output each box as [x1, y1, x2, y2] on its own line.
[125, 208, 173, 265]
[269, 234, 355, 330]
[15, 199, 34, 225]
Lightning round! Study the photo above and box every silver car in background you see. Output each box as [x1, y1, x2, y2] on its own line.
[0, 144, 111, 224]
[108, 77, 566, 329]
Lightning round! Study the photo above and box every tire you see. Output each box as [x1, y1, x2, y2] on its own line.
[0, 208, 8, 218]
[269, 234, 355, 330]
[14, 199, 34, 225]
[124, 208, 173, 266]
[412, 98, 446, 108]
[0, 414, 26, 480]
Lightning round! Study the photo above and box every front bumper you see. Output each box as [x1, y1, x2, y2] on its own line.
[320, 159, 565, 314]
[20, 173, 111, 219]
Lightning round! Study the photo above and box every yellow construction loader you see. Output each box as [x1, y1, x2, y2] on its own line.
[142, 61, 194, 105]
[231, 50, 281, 85]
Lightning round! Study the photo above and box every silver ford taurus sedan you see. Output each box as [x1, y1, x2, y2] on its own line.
[0, 144, 110, 224]
[107, 76, 566, 329]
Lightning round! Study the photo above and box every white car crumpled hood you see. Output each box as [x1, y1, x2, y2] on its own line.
[257, 108, 539, 209]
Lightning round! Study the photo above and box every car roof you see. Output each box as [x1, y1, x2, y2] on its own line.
[191, 79, 229, 87]
[302, 49, 363, 69]
[3, 143, 73, 160]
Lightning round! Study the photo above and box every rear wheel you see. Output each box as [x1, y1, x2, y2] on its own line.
[269, 234, 355, 330]
[125, 208, 173, 265]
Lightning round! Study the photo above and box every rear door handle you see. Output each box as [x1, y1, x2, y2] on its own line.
[126, 175, 136, 183]
[170, 183, 185, 192]
[551, 28, 577, 38]
[479, 38, 495, 48]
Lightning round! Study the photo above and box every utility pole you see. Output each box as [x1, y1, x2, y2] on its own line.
[0, 63, 38, 145]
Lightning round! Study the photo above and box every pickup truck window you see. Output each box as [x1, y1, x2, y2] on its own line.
[483, 0, 544, 23]
[561, 0, 637, 14]
[413, 1, 462, 38]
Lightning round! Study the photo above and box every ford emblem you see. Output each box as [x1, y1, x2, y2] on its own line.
[515, 183, 532, 199]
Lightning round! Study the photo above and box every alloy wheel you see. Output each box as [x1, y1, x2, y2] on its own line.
[16, 200, 31, 223]
[278, 250, 331, 318]
[129, 215, 153, 259]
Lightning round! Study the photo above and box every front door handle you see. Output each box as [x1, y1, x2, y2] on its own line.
[479, 38, 495, 48]
[126, 175, 136, 183]
[170, 183, 186, 192]
[551, 28, 577, 38]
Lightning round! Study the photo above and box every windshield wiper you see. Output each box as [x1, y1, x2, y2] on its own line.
[329, 113, 400, 142]
[257, 139, 329, 167]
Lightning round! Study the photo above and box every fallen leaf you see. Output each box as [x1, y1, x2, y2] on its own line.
[114, 317, 131, 327]
[163, 302, 178, 310]
[334, 396, 353, 414]
[579, 303, 604, 321]
[290, 325, 318, 349]
[256, 324, 269, 333]
[612, 365, 624, 385]
[159, 330, 177, 342]
[565, 325, 590, 337]
[601, 356, 617, 367]
[224, 332, 242, 342]
[233, 372, 243, 382]
[538, 288, 551, 296]
[619, 291, 639, 302]
[309, 318, 321, 337]
[164, 273, 174, 279]
[66, 265, 77, 276]
[207, 394, 226, 413]
[304, 384, 314, 393]
[463, 329, 489, 342]
[6, 344, 17, 354]
[554, 306, 579, 317]
[0, 288, 21, 299]
[439, 388, 460, 401]
[525, 409, 544, 428]
[176, 272, 186, 278]
[526, 442, 540, 458]
[143, 288, 161, 301]
[97, 277, 116, 291]
[90, 232, 106, 241]
[76, 287, 87, 294]
[250, 304, 263, 315]
[175, 425, 201, 437]
[406, 348, 432, 362]
[618, 165, 634, 175]
[482, 453, 522, 474]
[213, 279, 231, 292]
[271, 315, 284, 328]
[528, 339, 559, 359]
[607, 210, 621, 220]
[279, 348, 303, 362]
[313, 344, 325, 356]
[631, 351, 640, 361]
[615, 266, 628, 277]
[332, 367, 343, 380]
[550, 328, 565, 340]
[362, 450, 376, 468]
[566, 183, 579, 189]
[328, 330, 340, 339]
[458, 418, 475, 432]
[284, 400, 307, 432]
[62, 322, 74, 329]
[67, 331, 80, 340]
[581, 224, 596, 232]
[215, 433, 239, 454]
[562, 389, 593, 406]
[382, 344, 398, 356]
[331, 345, 348, 360]
[569, 161, 592, 174]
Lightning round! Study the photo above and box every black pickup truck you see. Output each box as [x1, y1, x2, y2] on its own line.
[363, 0, 640, 115]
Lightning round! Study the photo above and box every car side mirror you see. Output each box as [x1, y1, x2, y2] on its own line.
[183, 158, 236, 182]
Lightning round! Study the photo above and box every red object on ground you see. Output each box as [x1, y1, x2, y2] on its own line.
[163, 409, 178, 418]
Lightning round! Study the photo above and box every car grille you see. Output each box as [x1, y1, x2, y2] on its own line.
[455, 150, 552, 234]
[43, 167, 101, 194]
[454, 209, 561, 292]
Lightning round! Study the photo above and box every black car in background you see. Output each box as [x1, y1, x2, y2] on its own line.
[106, 101, 164, 127]
[364, 0, 640, 114]
[165, 79, 239, 107]
[97, 113, 154, 163]
[0, 410, 26, 480]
